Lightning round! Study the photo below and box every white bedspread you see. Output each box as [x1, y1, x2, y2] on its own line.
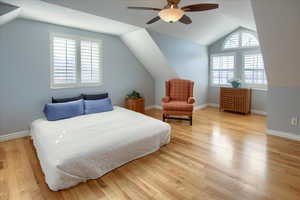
[31, 106, 171, 191]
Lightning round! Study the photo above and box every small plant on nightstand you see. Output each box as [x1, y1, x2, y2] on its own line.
[125, 90, 145, 114]
[126, 90, 142, 100]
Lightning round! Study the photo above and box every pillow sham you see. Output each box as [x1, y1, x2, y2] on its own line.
[44, 99, 84, 121]
[82, 93, 108, 100]
[52, 95, 82, 103]
[84, 98, 113, 115]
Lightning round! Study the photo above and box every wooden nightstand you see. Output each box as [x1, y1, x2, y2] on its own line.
[125, 98, 145, 114]
[220, 87, 252, 114]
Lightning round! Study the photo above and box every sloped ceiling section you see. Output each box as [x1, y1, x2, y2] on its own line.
[121, 28, 178, 80]
[251, 0, 300, 86]
[0, 2, 18, 16]
[0, 0, 140, 35]
[42, 0, 256, 45]
[0, 2, 20, 26]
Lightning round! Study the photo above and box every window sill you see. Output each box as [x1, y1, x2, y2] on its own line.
[210, 85, 268, 91]
[51, 83, 103, 89]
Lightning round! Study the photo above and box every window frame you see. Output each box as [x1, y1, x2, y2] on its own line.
[242, 51, 267, 89]
[210, 53, 236, 87]
[223, 30, 259, 51]
[50, 33, 103, 89]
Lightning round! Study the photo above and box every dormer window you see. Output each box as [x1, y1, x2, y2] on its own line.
[223, 30, 259, 50]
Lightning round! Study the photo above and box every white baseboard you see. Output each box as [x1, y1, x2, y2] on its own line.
[207, 103, 267, 116]
[145, 105, 157, 110]
[251, 110, 267, 116]
[0, 130, 29, 142]
[145, 105, 162, 110]
[267, 129, 300, 142]
[194, 104, 208, 111]
[208, 103, 219, 108]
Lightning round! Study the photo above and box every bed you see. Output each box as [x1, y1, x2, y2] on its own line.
[30, 106, 171, 191]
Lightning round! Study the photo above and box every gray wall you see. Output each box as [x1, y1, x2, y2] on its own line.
[251, 0, 300, 134]
[148, 31, 209, 106]
[208, 27, 267, 113]
[0, 19, 154, 135]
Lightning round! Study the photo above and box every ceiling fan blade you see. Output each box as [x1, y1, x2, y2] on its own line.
[179, 15, 192, 25]
[181, 4, 219, 12]
[128, 7, 161, 11]
[146, 16, 161, 24]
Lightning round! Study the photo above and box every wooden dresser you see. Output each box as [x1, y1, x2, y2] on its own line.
[220, 87, 252, 114]
[125, 98, 145, 114]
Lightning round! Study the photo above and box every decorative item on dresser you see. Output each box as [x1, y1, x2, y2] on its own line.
[125, 90, 145, 114]
[220, 87, 252, 114]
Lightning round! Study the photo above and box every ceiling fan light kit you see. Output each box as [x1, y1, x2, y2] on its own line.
[159, 6, 184, 23]
[128, 0, 219, 25]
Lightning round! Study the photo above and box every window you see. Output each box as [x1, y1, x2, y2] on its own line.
[211, 54, 235, 85]
[223, 30, 259, 50]
[243, 53, 267, 86]
[52, 37, 77, 85]
[80, 40, 102, 84]
[241, 32, 259, 47]
[51, 34, 102, 88]
[224, 32, 239, 49]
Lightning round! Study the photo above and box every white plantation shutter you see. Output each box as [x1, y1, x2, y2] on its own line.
[224, 32, 239, 49]
[50, 34, 103, 88]
[242, 32, 259, 47]
[244, 54, 267, 85]
[211, 55, 235, 85]
[52, 37, 77, 85]
[80, 40, 102, 84]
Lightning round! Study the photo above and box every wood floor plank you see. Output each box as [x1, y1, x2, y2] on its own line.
[1, 107, 300, 200]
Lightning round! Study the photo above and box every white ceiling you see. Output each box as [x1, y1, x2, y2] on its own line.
[41, 0, 256, 45]
[0, 0, 140, 35]
[1, 0, 256, 45]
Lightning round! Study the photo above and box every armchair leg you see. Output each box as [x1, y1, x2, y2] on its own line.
[189, 116, 193, 126]
[163, 114, 166, 122]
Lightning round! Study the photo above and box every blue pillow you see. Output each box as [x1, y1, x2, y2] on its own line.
[43, 99, 84, 121]
[84, 98, 113, 114]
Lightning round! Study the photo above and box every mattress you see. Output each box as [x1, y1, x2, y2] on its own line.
[30, 106, 171, 191]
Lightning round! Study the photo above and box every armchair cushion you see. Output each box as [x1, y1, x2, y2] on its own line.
[188, 97, 195, 104]
[163, 101, 193, 112]
[162, 96, 170, 103]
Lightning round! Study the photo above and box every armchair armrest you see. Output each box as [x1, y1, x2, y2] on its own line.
[188, 97, 195, 104]
[162, 96, 170, 103]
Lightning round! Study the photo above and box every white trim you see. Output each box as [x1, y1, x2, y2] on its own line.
[152, 105, 162, 110]
[207, 103, 267, 116]
[208, 103, 219, 107]
[145, 105, 158, 110]
[267, 129, 300, 142]
[0, 130, 29, 142]
[210, 86, 268, 91]
[194, 104, 208, 111]
[251, 110, 267, 116]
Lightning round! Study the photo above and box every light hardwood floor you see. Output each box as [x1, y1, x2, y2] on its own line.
[1, 107, 300, 200]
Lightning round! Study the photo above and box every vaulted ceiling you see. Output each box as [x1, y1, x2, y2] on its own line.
[41, 0, 256, 45]
[0, 0, 256, 45]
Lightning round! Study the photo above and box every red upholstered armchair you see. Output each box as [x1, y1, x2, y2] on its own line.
[162, 79, 195, 125]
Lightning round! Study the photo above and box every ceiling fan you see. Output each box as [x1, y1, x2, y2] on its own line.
[128, 0, 219, 25]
